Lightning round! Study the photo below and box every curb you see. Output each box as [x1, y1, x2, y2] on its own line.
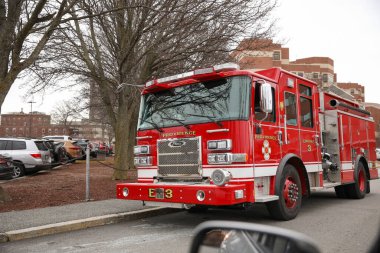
[0, 207, 179, 243]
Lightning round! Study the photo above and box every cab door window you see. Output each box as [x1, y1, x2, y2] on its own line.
[299, 84, 313, 128]
[284, 92, 297, 125]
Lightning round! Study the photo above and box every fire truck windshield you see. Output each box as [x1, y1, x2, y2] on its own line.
[138, 75, 251, 130]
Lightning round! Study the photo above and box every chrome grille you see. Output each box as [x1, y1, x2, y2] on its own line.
[157, 137, 200, 176]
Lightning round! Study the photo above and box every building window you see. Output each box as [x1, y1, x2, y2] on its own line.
[312, 73, 319, 79]
[273, 51, 281, 60]
[351, 89, 355, 94]
[322, 73, 328, 83]
[297, 72, 304, 77]
[42, 128, 45, 134]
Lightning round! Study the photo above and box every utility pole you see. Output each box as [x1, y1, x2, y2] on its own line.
[28, 100, 36, 138]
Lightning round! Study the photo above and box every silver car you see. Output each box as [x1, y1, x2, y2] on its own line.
[376, 148, 380, 161]
[0, 138, 52, 178]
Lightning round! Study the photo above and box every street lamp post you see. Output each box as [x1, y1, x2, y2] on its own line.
[28, 100, 36, 138]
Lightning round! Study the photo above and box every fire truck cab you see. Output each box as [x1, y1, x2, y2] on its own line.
[116, 63, 379, 220]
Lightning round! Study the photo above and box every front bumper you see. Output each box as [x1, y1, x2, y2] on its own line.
[116, 182, 253, 206]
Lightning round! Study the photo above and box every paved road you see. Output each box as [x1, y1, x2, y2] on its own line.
[2, 179, 380, 253]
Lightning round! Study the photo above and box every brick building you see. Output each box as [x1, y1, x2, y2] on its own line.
[69, 119, 114, 143]
[232, 39, 337, 87]
[0, 111, 72, 138]
[336, 82, 365, 102]
[0, 110, 114, 144]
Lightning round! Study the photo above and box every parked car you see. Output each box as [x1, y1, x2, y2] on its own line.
[43, 135, 73, 141]
[75, 139, 97, 159]
[91, 142, 100, 157]
[61, 140, 83, 162]
[0, 138, 52, 178]
[376, 148, 380, 161]
[98, 142, 110, 156]
[0, 154, 13, 180]
[43, 140, 69, 165]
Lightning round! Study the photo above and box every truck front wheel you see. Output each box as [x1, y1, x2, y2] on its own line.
[266, 164, 302, 220]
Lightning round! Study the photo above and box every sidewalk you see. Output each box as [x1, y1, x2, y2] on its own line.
[0, 199, 178, 243]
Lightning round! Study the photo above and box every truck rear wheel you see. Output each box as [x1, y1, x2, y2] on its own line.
[346, 162, 367, 199]
[334, 185, 349, 198]
[266, 164, 302, 220]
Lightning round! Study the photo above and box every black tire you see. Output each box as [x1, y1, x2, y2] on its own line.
[186, 205, 209, 213]
[266, 164, 302, 220]
[346, 162, 367, 199]
[334, 185, 349, 198]
[12, 162, 25, 179]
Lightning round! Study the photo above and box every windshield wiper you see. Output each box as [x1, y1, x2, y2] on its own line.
[160, 116, 191, 130]
[187, 113, 223, 127]
[140, 119, 163, 132]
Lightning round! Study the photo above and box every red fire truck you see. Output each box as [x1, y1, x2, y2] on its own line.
[116, 63, 379, 220]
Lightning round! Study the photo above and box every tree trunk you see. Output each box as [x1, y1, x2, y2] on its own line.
[0, 186, 11, 202]
[112, 103, 139, 180]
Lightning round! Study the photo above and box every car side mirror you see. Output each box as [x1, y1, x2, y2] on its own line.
[260, 81, 273, 114]
[189, 221, 321, 253]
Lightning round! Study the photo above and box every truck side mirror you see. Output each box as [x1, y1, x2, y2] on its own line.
[190, 221, 321, 253]
[260, 81, 273, 114]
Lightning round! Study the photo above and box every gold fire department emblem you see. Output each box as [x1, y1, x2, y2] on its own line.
[262, 140, 271, 160]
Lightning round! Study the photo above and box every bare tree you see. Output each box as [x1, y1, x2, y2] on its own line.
[51, 99, 84, 125]
[31, 0, 277, 179]
[0, 0, 79, 106]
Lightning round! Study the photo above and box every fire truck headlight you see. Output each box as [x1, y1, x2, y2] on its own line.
[122, 187, 129, 197]
[196, 190, 206, 201]
[208, 153, 247, 164]
[134, 145, 150, 155]
[134, 156, 152, 166]
[208, 153, 231, 164]
[211, 169, 232, 186]
[207, 140, 232, 150]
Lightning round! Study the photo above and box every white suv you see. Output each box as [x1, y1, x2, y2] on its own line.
[0, 138, 52, 178]
[43, 135, 72, 141]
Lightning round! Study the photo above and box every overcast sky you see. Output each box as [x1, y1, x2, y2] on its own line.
[274, 0, 380, 103]
[1, 0, 379, 114]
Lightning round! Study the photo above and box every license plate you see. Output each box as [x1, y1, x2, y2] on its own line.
[148, 188, 173, 199]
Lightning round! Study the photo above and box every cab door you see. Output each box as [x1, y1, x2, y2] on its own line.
[252, 80, 281, 178]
